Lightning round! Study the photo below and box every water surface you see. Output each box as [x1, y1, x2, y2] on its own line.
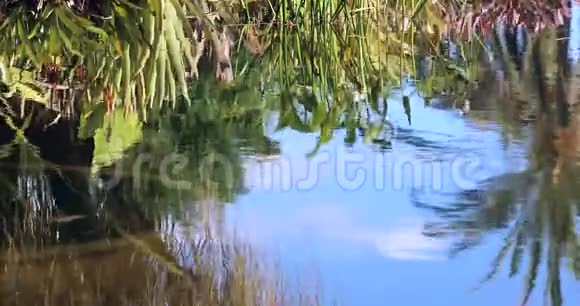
[2, 18, 580, 306]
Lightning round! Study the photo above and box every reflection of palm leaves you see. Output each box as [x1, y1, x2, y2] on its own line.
[414, 26, 580, 305]
[416, 158, 577, 306]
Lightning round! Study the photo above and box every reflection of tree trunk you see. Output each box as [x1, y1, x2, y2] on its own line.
[557, 21, 571, 128]
[532, 32, 555, 114]
[189, 17, 206, 80]
[552, 20, 580, 164]
[194, 0, 234, 82]
[416, 55, 431, 79]
[212, 30, 234, 82]
[504, 25, 522, 71]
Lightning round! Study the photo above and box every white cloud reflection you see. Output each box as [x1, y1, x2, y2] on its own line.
[375, 224, 449, 261]
[228, 203, 450, 262]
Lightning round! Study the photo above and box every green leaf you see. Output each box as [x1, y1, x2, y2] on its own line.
[49, 29, 62, 56]
[79, 103, 108, 139]
[91, 109, 142, 174]
[16, 19, 39, 66]
[86, 25, 108, 38]
[57, 27, 82, 57]
[55, 8, 84, 35]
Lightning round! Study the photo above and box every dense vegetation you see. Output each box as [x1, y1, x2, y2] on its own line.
[0, 0, 566, 120]
[1, 1, 580, 306]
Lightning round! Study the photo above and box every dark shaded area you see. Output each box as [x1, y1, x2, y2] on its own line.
[0, 97, 152, 246]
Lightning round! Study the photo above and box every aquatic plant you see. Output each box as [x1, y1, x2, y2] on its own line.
[0, 0, 221, 121]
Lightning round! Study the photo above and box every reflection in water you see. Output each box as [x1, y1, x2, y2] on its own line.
[2, 4, 580, 306]
[413, 17, 580, 306]
[221, 17, 580, 306]
[0, 89, 313, 305]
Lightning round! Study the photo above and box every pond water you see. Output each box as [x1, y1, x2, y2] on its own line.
[2, 8, 580, 306]
[223, 87, 572, 306]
